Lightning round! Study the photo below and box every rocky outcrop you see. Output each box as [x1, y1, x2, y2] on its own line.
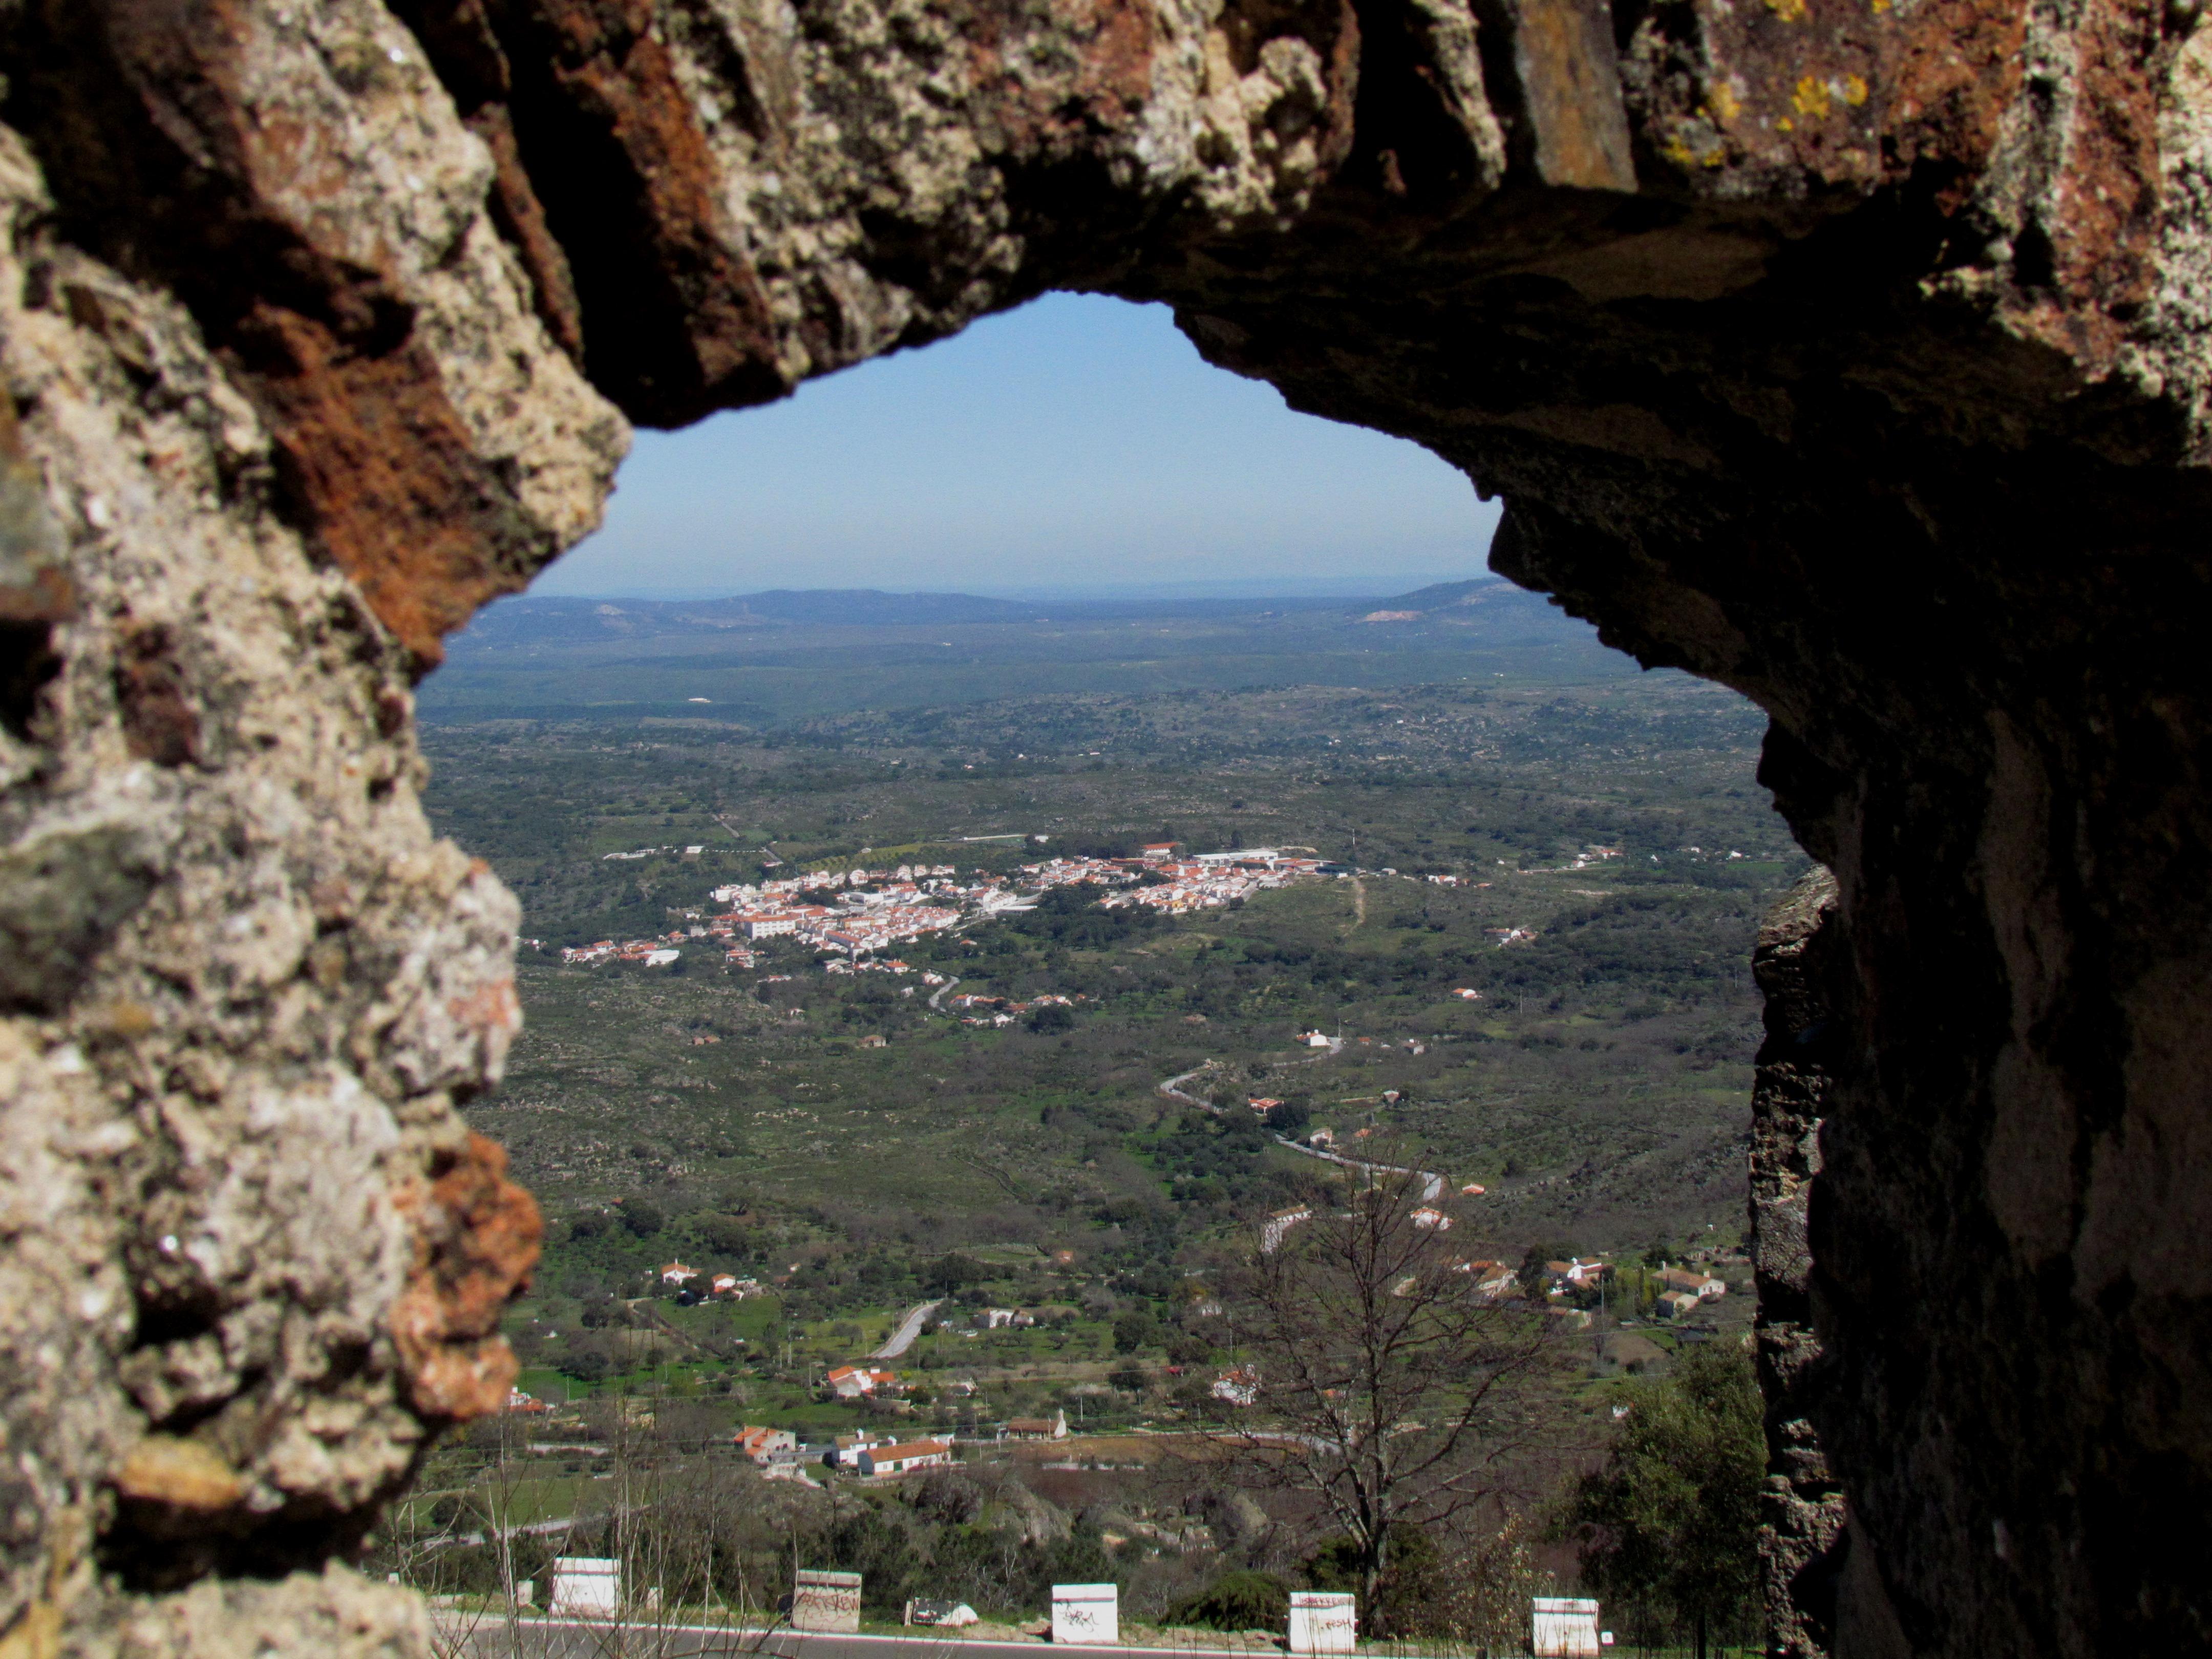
[1750, 868, 1844, 1658]
[3, 1, 2210, 1655]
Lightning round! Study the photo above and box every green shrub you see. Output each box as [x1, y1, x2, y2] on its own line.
[1166, 1570, 1290, 1632]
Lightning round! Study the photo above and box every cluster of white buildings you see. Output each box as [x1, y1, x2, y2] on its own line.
[707, 864, 1044, 955]
[947, 991, 1077, 1026]
[555, 842, 1422, 975]
[1093, 847, 1332, 915]
[559, 934, 687, 967]
[657, 1261, 766, 1298]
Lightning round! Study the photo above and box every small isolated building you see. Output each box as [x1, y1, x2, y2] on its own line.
[1211, 1366, 1260, 1407]
[826, 1365, 898, 1398]
[1461, 1260, 1518, 1302]
[660, 1261, 698, 1286]
[1262, 1204, 1313, 1253]
[1656, 1267, 1727, 1300]
[1411, 1206, 1452, 1230]
[734, 1426, 797, 1463]
[1005, 1410, 1068, 1441]
[1658, 1290, 1705, 1320]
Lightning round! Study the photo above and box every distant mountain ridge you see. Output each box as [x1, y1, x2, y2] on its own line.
[455, 579, 1503, 645]
[452, 588, 1050, 643]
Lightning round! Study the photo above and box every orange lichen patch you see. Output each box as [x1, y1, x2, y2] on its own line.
[111, 1438, 246, 1514]
[233, 305, 536, 671]
[2009, 0, 2161, 362]
[28, 0, 553, 671]
[390, 1133, 541, 1423]
[471, 107, 586, 366]
[394, 0, 784, 425]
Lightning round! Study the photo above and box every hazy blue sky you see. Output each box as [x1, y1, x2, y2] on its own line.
[533, 292, 1500, 600]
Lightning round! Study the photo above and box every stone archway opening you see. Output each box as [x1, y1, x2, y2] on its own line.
[3, 1, 2208, 1655]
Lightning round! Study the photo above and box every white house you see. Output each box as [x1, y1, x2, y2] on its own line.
[660, 1260, 698, 1286]
[1656, 1267, 1727, 1301]
[1262, 1204, 1312, 1252]
[859, 1438, 953, 1477]
[826, 1365, 897, 1398]
[733, 1426, 797, 1463]
[1211, 1366, 1260, 1407]
[827, 1430, 898, 1467]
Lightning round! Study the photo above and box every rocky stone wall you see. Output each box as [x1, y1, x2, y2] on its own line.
[3, 1, 2209, 1655]
[1750, 867, 1844, 1659]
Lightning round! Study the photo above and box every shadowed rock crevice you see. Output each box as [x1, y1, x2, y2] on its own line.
[2, 1, 2209, 1654]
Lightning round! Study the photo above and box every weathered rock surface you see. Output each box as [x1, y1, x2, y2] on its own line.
[2, 0, 2209, 1654]
[1750, 867, 1844, 1659]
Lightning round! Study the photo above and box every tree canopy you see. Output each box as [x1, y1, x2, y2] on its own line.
[1557, 1342, 1764, 1656]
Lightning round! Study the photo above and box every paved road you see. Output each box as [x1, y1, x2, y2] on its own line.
[1157, 1062, 1213, 1107]
[454, 1620, 1267, 1659]
[926, 976, 961, 1010]
[870, 1300, 942, 1360]
[1275, 1135, 1443, 1203]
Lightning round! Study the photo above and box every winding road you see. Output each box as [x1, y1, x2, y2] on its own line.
[1152, 1054, 1444, 1202]
[869, 1300, 943, 1360]
[1274, 1135, 1444, 1203]
[1157, 1062, 1214, 1108]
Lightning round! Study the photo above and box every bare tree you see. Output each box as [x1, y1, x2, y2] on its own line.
[1216, 1157, 1565, 1628]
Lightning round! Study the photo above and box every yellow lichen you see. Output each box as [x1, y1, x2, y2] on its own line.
[1841, 73, 1870, 105]
[112, 1437, 245, 1513]
[1793, 76, 1833, 118]
[1710, 81, 1743, 123]
[1766, 0, 1807, 19]
[1777, 116, 1796, 131]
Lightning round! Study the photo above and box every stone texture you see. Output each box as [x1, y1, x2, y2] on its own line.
[2, 1, 2211, 1655]
[1749, 867, 1844, 1659]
